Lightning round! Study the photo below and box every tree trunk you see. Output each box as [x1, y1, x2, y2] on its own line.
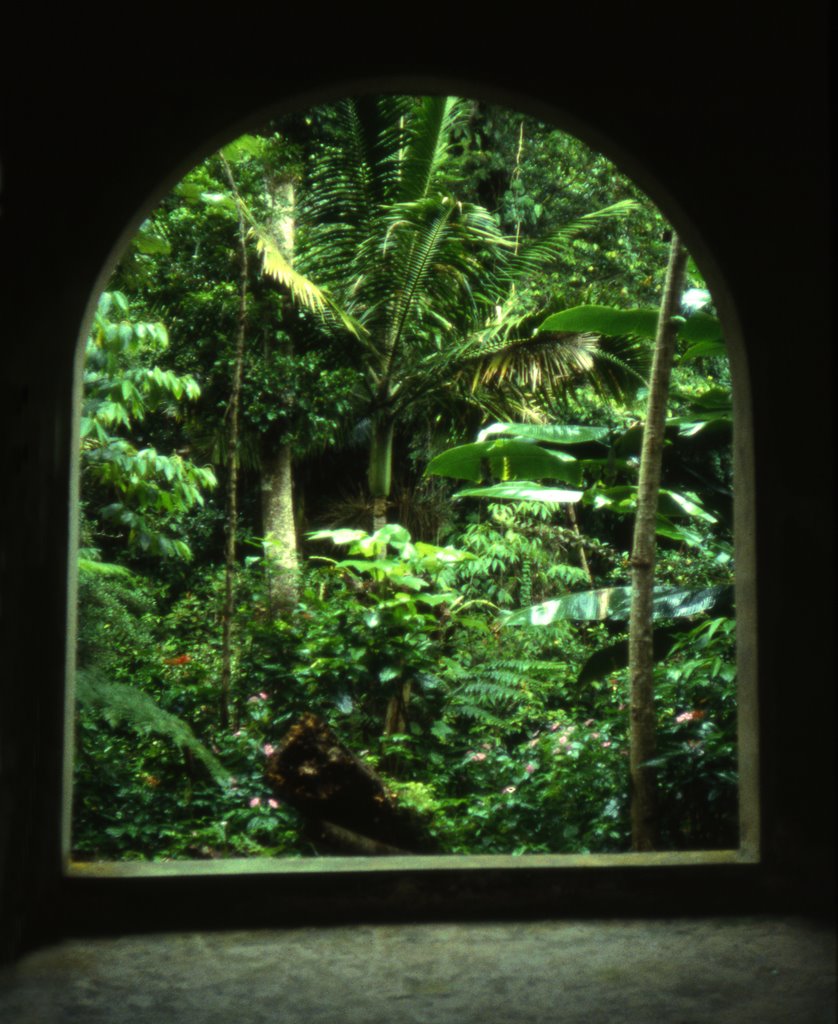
[368, 415, 395, 532]
[261, 440, 299, 612]
[261, 179, 300, 612]
[628, 233, 689, 851]
[218, 155, 248, 731]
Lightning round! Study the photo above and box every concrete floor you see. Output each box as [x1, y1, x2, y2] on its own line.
[0, 917, 834, 1023]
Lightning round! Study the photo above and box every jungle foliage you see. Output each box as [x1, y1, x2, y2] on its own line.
[72, 95, 737, 861]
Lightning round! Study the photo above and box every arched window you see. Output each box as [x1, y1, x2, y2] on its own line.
[65, 86, 757, 880]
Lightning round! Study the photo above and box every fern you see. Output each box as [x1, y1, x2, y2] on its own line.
[75, 668, 229, 784]
[446, 657, 534, 721]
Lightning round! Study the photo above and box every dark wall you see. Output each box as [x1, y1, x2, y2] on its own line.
[1, 16, 832, 959]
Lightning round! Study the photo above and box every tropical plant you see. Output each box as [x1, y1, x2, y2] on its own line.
[80, 291, 217, 560]
[255, 95, 640, 529]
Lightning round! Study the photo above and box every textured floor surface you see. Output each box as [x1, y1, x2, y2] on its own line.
[0, 916, 834, 1023]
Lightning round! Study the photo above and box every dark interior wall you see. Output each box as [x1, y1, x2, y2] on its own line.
[1, 16, 832, 960]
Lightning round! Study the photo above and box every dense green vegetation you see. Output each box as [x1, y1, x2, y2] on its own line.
[72, 95, 736, 860]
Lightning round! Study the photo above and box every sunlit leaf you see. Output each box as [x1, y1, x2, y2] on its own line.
[477, 422, 609, 445]
[503, 584, 732, 625]
[454, 481, 583, 503]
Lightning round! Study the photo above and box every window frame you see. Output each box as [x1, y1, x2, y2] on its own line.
[58, 79, 762, 927]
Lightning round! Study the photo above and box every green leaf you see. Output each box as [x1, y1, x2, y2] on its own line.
[76, 558, 135, 578]
[477, 422, 610, 445]
[220, 134, 266, 161]
[454, 481, 583, 503]
[680, 339, 727, 362]
[415, 592, 452, 607]
[503, 585, 732, 625]
[174, 182, 205, 202]
[133, 230, 171, 256]
[308, 528, 368, 546]
[426, 438, 581, 484]
[200, 191, 238, 213]
[537, 306, 722, 345]
[676, 311, 723, 344]
[538, 306, 660, 339]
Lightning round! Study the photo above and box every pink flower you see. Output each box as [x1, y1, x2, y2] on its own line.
[602, 741, 612, 748]
[470, 752, 487, 762]
[558, 735, 570, 746]
[549, 722, 561, 732]
[525, 762, 537, 774]
[584, 718, 595, 727]
[249, 797, 261, 808]
[263, 744, 276, 757]
[259, 691, 269, 701]
[481, 743, 492, 750]
[527, 738, 539, 748]
[591, 732, 600, 740]
[676, 710, 705, 723]
[268, 798, 280, 809]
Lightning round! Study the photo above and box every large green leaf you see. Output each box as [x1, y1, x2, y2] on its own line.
[679, 339, 727, 362]
[454, 481, 583, 503]
[667, 387, 733, 436]
[676, 311, 724, 344]
[477, 422, 610, 445]
[503, 584, 731, 625]
[537, 305, 722, 344]
[538, 306, 660, 339]
[426, 438, 581, 484]
[585, 485, 717, 523]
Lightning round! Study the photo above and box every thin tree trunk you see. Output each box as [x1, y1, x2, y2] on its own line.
[368, 415, 394, 532]
[628, 233, 689, 851]
[218, 155, 248, 732]
[567, 503, 594, 585]
[261, 180, 300, 611]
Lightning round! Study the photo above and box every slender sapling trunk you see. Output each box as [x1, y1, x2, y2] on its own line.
[628, 232, 688, 851]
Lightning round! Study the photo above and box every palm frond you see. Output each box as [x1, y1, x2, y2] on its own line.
[464, 328, 647, 405]
[396, 96, 463, 201]
[252, 228, 366, 340]
[499, 199, 638, 282]
[76, 668, 229, 784]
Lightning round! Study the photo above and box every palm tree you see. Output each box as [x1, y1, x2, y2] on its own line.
[258, 94, 640, 529]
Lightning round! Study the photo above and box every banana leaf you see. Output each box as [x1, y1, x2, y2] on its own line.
[477, 422, 610, 445]
[426, 438, 581, 484]
[537, 305, 722, 344]
[454, 481, 583, 503]
[503, 584, 732, 626]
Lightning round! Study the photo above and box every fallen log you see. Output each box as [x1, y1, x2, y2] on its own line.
[265, 712, 438, 854]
